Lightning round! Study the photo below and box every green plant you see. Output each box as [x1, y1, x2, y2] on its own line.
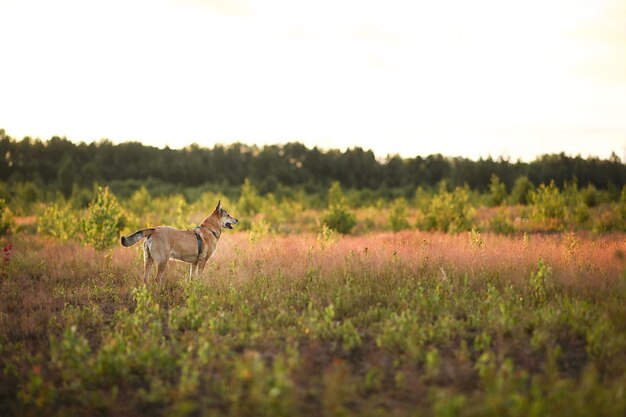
[238, 178, 262, 216]
[616, 186, 626, 227]
[489, 207, 515, 234]
[530, 258, 552, 303]
[510, 176, 534, 205]
[317, 223, 338, 248]
[37, 202, 79, 240]
[10, 182, 41, 214]
[389, 197, 410, 231]
[126, 185, 151, 217]
[322, 182, 356, 234]
[414, 186, 432, 212]
[419, 185, 474, 233]
[0, 199, 15, 236]
[488, 174, 507, 207]
[530, 181, 565, 226]
[581, 184, 602, 207]
[249, 218, 272, 245]
[83, 187, 124, 250]
[468, 226, 484, 249]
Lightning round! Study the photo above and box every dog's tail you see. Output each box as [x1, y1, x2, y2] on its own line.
[121, 228, 154, 247]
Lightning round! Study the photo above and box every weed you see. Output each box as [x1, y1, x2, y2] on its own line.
[530, 258, 552, 304]
[468, 226, 484, 250]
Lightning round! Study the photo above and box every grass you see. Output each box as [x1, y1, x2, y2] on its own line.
[1, 230, 626, 416]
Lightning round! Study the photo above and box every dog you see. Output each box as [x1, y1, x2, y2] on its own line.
[121, 201, 238, 283]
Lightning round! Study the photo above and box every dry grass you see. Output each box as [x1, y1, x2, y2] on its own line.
[1, 230, 626, 416]
[2, 231, 624, 350]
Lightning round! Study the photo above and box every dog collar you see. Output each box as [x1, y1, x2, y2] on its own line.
[193, 229, 202, 257]
[195, 225, 220, 239]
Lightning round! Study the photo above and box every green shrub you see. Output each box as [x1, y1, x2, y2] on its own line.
[322, 182, 356, 234]
[171, 195, 191, 229]
[572, 202, 590, 226]
[489, 207, 515, 234]
[581, 184, 602, 207]
[418, 185, 474, 233]
[238, 178, 262, 216]
[530, 181, 565, 224]
[388, 198, 410, 232]
[616, 186, 626, 227]
[126, 185, 151, 217]
[11, 182, 41, 214]
[510, 176, 534, 205]
[83, 187, 124, 250]
[37, 202, 79, 240]
[0, 199, 15, 236]
[262, 195, 302, 233]
[562, 179, 582, 208]
[592, 187, 626, 232]
[150, 194, 192, 229]
[69, 185, 94, 209]
[530, 258, 552, 303]
[414, 186, 432, 212]
[488, 174, 507, 207]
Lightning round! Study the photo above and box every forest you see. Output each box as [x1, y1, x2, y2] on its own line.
[1, 129, 624, 202]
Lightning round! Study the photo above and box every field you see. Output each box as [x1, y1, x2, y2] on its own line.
[2, 228, 626, 416]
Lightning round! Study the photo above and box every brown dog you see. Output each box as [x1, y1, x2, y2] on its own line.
[121, 201, 238, 283]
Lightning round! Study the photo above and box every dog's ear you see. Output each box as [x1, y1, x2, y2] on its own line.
[215, 200, 222, 212]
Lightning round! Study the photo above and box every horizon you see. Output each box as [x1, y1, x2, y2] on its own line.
[2, 127, 623, 164]
[1, 0, 625, 162]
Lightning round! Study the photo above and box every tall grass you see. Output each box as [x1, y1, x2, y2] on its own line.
[1, 231, 626, 416]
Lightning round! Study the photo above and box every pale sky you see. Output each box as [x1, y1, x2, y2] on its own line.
[1, 0, 625, 161]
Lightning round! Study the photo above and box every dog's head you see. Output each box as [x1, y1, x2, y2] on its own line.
[214, 200, 238, 230]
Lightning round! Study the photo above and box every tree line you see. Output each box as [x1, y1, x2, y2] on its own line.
[1, 129, 624, 197]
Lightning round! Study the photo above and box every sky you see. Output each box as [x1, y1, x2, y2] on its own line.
[1, 0, 625, 161]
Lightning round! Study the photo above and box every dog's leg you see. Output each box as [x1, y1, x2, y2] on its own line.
[143, 259, 154, 284]
[197, 259, 208, 277]
[143, 243, 154, 284]
[189, 263, 197, 280]
[155, 261, 167, 285]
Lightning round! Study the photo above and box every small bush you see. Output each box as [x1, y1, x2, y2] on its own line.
[414, 186, 431, 212]
[488, 174, 507, 207]
[489, 207, 515, 234]
[581, 184, 602, 208]
[238, 178, 262, 216]
[0, 199, 15, 236]
[126, 186, 151, 217]
[11, 182, 41, 214]
[530, 181, 565, 226]
[510, 176, 534, 205]
[530, 258, 552, 303]
[83, 187, 124, 250]
[37, 202, 79, 240]
[616, 186, 626, 227]
[322, 182, 356, 234]
[418, 186, 474, 233]
[388, 198, 410, 232]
